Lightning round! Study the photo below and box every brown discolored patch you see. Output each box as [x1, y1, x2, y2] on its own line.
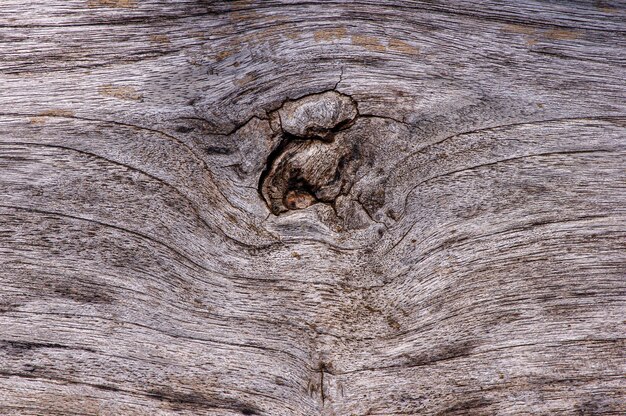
[233, 73, 256, 87]
[29, 117, 46, 124]
[230, 0, 256, 9]
[149, 34, 170, 44]
[386, 316, 401, 330]
[597, 6, 618, 13]
[595, 0, 618, 13]
[99, 84, 143, 101]
[261, 26, 282, 41]
[87, 0, 136, 8]
[526, 38, 539, 46]
[190, 31, 206, 40]
[39, 109, 75, 117]
[31, 109, 74, 124]
[388, 38, 419, 55]
[216, 50, 235, 61]
[545, 28, 580, 40]
[502, 24, 540, 46]
[230, 9, 260, 23]
[236, 33, 257, 46]
[351, 35, 386, 52]
[284, 190, 316, 210]
[285, 31, 301, 40]
[314, 27, 348, 42]
[502, 23, 536, 35]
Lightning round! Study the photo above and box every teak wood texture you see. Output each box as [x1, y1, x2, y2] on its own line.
[1, 1, 625, 415]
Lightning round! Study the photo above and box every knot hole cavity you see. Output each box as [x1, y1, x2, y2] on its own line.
[258, 91, 361, 215]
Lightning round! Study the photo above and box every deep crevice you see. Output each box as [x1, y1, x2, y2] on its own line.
[257, 132, 291, 207]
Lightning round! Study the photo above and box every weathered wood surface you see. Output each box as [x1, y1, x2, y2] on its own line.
[1, 1, 625, 415]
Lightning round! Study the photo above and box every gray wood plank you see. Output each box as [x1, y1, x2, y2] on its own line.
[0, 1, 625, 415]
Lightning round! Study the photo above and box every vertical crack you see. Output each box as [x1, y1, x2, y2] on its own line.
[319, 362, 326, 407]
[334, 66, 345, 90]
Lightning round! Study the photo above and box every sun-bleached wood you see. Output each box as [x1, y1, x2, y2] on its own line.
[0, 1, 625, 415]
